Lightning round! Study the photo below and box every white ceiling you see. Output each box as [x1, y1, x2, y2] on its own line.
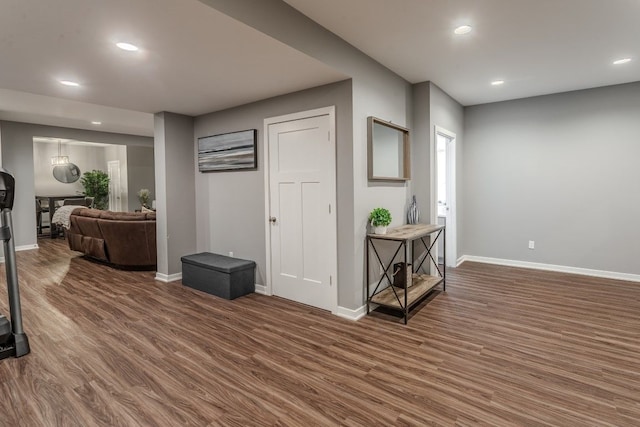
[0, 0, 345, 136]
[2, 1, 638, 138]
[284, 0, 640, 106]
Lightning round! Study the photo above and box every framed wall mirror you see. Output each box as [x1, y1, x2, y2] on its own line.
[52, 163, 81, 183]
[367, 116, 410, 181]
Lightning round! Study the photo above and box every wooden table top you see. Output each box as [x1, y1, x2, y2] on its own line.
[367, 223, 444, 241]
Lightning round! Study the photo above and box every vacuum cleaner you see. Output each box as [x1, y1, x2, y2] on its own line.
[0, 168, 30, 359]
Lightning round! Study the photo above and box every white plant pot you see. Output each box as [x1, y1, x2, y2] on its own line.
[373, 225, 387, 235]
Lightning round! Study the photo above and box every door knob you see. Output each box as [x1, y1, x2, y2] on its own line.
[269, 216, 277, 223]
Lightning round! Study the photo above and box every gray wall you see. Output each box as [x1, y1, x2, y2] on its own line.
[462, 82, 640, 275]
[429, 83, 465, 256]
[352, 78, 413, 308]
[154, 112, 196, 277]
[411, 82, 464, 263]
[33, 142, 107, 196]
[194, 80, 353, 302]
[411, 82, 431, 220]
[0, 120, 152, 248]
[127, 146, 155, 211]
[196, 0, 415, 310]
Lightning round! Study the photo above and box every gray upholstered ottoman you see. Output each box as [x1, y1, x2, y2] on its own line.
[181, 252, 255, 300]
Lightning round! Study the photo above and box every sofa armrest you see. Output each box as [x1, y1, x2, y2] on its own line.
[97, 220, 156, 267]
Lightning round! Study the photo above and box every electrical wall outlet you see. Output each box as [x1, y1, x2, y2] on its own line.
[528, 240, 535, 250]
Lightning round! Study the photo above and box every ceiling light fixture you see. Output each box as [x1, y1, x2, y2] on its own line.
[613, 58, 631, 65]
[91, 121, 102, 125]
[59, 80, 80, 87]
[51, 140, 69, 166]
[116, 42, 139, 52]
[491, 80, 505, 86]
[454, 25, 472, 35]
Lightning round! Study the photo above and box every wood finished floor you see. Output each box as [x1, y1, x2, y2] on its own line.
[1, 239, 640, 426]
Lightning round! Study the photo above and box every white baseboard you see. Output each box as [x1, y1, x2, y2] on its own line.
[334, 304, 367, 321]
[0, 243, 40, 262]
[247, 286, 366, 320]
[456, 255, 468, 267]
[254, 284, 268, 295]
[155, 272, 182, 283]
[460, 255, 640, 283]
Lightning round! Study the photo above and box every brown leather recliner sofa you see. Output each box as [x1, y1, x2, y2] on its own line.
[66, 208, 156, 269]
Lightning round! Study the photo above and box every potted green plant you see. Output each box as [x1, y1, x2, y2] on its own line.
[369, 207, 392, 234]
[80, 170, 110, 210]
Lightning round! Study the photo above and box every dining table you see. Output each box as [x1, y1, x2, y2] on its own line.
[35, 194, 85, 238]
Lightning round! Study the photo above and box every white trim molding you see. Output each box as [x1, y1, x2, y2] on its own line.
[254, 284, 268, 295]
[460, 255, 640, 283]
[335, 305, 367, 321]
[155, 272, 182, 283]
[0, 244, 39, 262]
[433, 126, 457, 267]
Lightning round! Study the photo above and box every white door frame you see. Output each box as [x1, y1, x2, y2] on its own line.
[432, 126, 457, 267]
[263, 106, 338, 313]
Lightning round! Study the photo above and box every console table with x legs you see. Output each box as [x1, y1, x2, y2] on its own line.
[366, 223, 445, 324]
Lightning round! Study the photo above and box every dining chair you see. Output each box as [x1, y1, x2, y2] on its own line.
[35, 199, 50, 235]
[62, 198, 87, 206]
[84, 196, 95, 208]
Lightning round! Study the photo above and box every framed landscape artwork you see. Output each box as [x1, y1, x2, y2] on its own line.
[198, 129, 257, 172]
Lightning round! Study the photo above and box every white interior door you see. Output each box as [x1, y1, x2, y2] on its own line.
[266, 108, 337, 312]
[107, 160, 121, 211]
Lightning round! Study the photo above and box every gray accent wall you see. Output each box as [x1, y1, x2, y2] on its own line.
[194, 80, 353, 304]
[462, 82, 640, 275]
[0, 120, 152, 248]
[154, 112, 196, 277]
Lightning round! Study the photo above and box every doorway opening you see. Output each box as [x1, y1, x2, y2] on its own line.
[107, 160, 122, 212]
[433, 127, 457, 267]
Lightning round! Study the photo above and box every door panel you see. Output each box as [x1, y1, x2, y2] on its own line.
[301, 181, 323, 284]
[278, 182, 299, 278]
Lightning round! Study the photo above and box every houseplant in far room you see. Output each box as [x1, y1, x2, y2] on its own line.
[80, 170, 110, 210]
[137, 188, 151, 209]
[369, 207, 392, 235]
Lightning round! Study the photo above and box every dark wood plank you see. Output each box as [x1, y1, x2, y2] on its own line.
[0, 238, 639, 425]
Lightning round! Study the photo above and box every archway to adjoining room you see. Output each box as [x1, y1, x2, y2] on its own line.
[33, 136, 155, 239]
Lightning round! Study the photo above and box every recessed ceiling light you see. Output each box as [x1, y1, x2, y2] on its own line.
[116, 42, 139, 52]
[59, 80, 80, 87]
[491, 80, 505, 86]
[91, 121, 102, 125]
[613, 58, 631, 65]
[454, 25, 472, 35]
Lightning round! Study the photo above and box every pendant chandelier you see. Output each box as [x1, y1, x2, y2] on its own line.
[51, 140, 69, 166]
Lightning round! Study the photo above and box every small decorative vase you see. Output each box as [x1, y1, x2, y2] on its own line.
[373, 225, 387, 235]
[407, 195, 419, 225]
